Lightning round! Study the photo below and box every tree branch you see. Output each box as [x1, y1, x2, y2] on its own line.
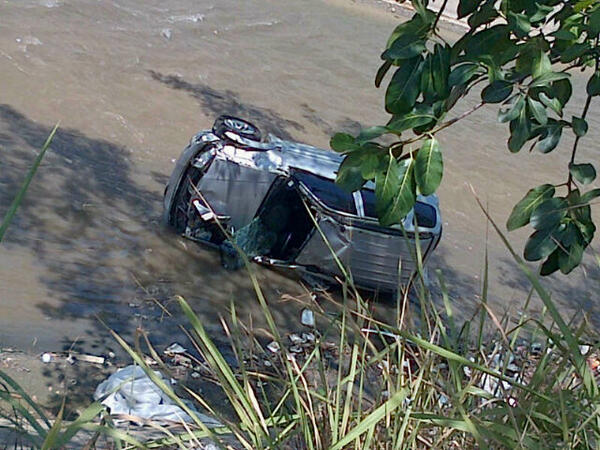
[567, 52, 598, 192]
[392, 101, 485, 158]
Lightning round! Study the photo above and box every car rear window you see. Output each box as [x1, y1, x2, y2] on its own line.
[294, 172, 356, 215]
[361, 189, 437, 228]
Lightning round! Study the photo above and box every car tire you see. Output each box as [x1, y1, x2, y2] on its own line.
[212, 115, 262, 142]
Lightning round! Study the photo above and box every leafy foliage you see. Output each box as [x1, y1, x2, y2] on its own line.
[332, 0, 600, 275]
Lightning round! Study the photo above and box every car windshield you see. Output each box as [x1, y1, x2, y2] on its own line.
[294, 171, 356, 215]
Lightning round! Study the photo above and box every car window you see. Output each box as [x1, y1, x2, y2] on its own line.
[294, 171, 356, 215]
[361, 189, 437, 228]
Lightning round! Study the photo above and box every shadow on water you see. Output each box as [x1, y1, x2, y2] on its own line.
[0, 104, 308, 414]
[149, 70, 305, 141]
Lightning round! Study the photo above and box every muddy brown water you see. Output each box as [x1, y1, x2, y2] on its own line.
[0, 0, 598, 359]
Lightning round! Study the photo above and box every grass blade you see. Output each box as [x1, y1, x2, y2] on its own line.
[0, 123, 58, 242]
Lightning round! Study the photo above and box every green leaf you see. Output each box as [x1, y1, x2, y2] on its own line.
[499, 95, 525, 123]
[356, 126, 389, 144]
[432, 44, 451, 99]
[382, 34, 426, 61]
[530, 72, 570, 88]
[537, 121, 563, 153]
[385, 15, 431, 49]
[482, 80, 513, 103]
[571, 116, 588, 137]
[508, 107, 530, 153]
[530, 4, 555, 23]
[556, 221, 581, 248]
[414, 138, 443, 195]
[385, 57, 423, 114]
[553, 79, 572, 107]
[464, 25, 511, 61]
[551, 29, 577, 40]
[569, 163, 596, 184]
[449, 63, 481, 87]
[558, 242, 584, 274]
[507, 184, 555, 231]
[458, 0, 478, 19]
[540, 249, 560, 276]
[468, 2, 499, 28]
[527, 97, 548, 125]
[587, 72, 600, 96]
[375, 156, 400, 216]
[336, 153, 366, 192]
[379, 161, 417, 226]
[589, 8, 600, 35]
[420, 55, 436, 102]
[330, 133, 358, 153]
[539, 92, 562, 117]
[581, 188, 600, 204]
[530, 197, 568, 230]
[360, 151, 381, 180]
[532, 49, 551, 80]
[387, 106, 437, 133]
[560, 43, 590, 63]
[524, 227, 559, 262]
[508, 11, 531, 38]
[375, 60, 392, 88]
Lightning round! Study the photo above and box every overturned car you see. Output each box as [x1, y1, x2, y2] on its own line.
[163, 116, 442, 292]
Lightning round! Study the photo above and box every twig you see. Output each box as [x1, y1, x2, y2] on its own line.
[567, 52, 598, 192]
[392, 101, 485, 158]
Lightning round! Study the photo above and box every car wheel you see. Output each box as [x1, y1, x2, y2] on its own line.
[212, 115, 262, 142]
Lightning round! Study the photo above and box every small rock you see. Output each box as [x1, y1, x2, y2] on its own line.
[301, 309, 315, 327]
[161, 28, 172, 40]
[267, 341, 280, 353]
[108, 351, 116, 359]
[41, 353, 52, 363]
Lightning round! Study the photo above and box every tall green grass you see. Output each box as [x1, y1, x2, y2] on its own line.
[120, 199, 600, 449]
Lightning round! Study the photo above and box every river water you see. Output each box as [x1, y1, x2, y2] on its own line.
[0, 0, 598, 355]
